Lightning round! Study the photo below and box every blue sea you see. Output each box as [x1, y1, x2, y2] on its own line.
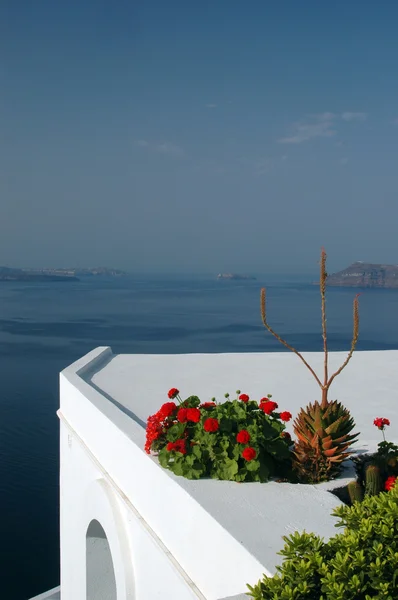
[1, 275, 398, 599]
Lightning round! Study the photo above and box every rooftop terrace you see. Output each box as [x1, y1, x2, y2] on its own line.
[49, 348, 398, 599]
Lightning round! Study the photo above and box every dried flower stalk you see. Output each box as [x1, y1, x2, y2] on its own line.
[260, 248, 360, 408]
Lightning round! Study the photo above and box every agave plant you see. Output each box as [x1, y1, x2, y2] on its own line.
[293, 400, 359, 483]
[260, 248, 360, 483]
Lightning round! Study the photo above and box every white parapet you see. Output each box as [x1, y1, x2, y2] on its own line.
[56, 348, 398, 600]
[29, 588, 60, 600]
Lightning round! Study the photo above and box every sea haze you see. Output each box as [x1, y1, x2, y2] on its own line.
[1, 275, 398, 599]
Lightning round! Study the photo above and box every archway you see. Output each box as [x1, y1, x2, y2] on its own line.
[86, 519, 117, 600]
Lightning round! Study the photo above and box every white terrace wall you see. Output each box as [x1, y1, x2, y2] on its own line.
[59, 419, 201, 600]
[59, 349, 264, 600]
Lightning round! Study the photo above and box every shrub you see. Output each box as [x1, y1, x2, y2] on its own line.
[145, 390, 293, 482]
[247, 479, 398, 600]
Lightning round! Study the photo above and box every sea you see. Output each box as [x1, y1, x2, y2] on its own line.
[1, 274, 398, 600]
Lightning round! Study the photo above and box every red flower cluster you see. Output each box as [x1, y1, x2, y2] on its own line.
[204, 418, 219, 432]
[236, 430, 251, 444]
[242, 447, 257, 461]
[158, 402, 177, 419]
[145, 414, 163, 453]
[177, 408, 188, 422]
[187, 408, 201, 422]
[280, 411, 292, 422]
[200, 402, 216, 408]
[374, 417, 390, 430]
[168, 388, 180, 399]
[385, 475, 397, 491]
[259, 399, 278, 414]
[166, 439, 186, 454]
[177, 407, 201, 423]
[239, 394, 250, 403]
[145, 401, 178, 453]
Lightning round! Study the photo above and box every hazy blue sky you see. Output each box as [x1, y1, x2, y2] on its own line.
[2, 0, 398, 274]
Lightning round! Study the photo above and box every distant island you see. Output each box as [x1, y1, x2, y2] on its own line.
[326, 262, 398, 289]
[0, 266, 128, 282]
[24, 267, 128, 278]
[217, 273, 256, 281]
[0, 266, 79, 282]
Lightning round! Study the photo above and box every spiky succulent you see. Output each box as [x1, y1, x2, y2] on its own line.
[293, 399, 359, 483]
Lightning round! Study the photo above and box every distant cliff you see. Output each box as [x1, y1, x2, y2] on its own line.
[326, 262, 398, 288]
[217, 273, 256, 281]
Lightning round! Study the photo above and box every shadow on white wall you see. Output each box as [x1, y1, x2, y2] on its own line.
[86, 519, 117, 600]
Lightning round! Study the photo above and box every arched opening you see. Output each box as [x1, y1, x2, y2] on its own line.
[86, 519, 117, 600]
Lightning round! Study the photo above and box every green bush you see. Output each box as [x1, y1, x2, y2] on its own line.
[145, 391, 293, 482]
[247, 480, 398, 600]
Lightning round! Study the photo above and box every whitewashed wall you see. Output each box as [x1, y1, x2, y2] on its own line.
[59, 349, 261, 599]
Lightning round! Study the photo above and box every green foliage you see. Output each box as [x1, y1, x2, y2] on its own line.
[292, 400, 358, 483]
[347, 480, 364, 504]
[247, 480, 398, 600]
[364, 464, 383, 497]
[150, 393, 293, 482]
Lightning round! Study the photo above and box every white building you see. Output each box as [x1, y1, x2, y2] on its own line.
[32, 348, 398, 599]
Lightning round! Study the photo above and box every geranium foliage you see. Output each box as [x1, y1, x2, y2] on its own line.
[145, 390, 293, 482]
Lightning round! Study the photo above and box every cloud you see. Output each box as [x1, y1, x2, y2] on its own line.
[205, 103, 217, 109]
[278, 111, 368, 144]
[135, 140, 150, 148]
[341, 112, 367, 121]
[278, 113, 336, 144]
[135, 140, 184, 157]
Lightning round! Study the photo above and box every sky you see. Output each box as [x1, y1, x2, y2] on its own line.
[2, 0, 398, 274]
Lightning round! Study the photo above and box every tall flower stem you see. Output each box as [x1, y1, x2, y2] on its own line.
[260, 248, 360, 403]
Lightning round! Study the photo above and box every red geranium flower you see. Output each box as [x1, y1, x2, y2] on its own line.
[145, 414, 163, 453]
[186, 408, 201, 423]
[259, 399, 278, 414]
[204, 418, 219, 432]
[200, 402, 216, 408]
[158, 402, 177, 419]
[236, 430, 251, 444]
[166, 442, 175, 451]
[373, 417, 390, 430]
[385, 476, 397, 491]
[242, 447, 257, 461]
[173, 439, 187, 454]
[239, 394, 250, 403]
[279, 411, 292, 422]
[177, 408, 188, 423]
[168, 388, 180, 399]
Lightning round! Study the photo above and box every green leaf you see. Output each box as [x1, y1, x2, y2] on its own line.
[214, 457, 239, 480]
[166, 422, 186, 442]
[245, 459, 260, 472]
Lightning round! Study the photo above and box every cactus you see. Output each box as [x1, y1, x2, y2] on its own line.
[347, 480, 364, 504]
[365, 464, 383, 497]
